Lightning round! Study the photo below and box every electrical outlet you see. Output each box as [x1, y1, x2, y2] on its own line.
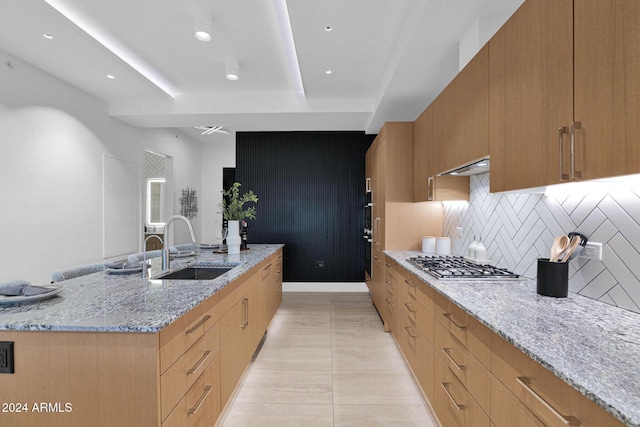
[0, 341, 14, 374]
[456, 227, 463, 237]
[580, 242, 603, 261]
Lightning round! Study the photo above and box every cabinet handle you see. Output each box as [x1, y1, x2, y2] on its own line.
[404, 303, 416, 314]
[241, 298, 249, 328]
[366, 177, 371, 192]
[404, 278, 416, 288]
[442, 348, 466, 371]
[373, 217, 377, 244]
[187, 350, 212, 375]
[385, 298, 394, 307]
[443, 313, 466, 330]
[187, 385, 213, 415]
[404, 326, 417, 339]
[441, 383, 465, 410]
[186, 315, 211, 334]
[570, 121, 582, 180]
[385, 262, 393, 268]
[558, 126, 569, 181]
[263, 263, 272, 272]
[516, 377, 580, 425]
[427, 176, 434, 201]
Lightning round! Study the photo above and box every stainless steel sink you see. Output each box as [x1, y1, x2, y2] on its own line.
[158, 266, 234, 280]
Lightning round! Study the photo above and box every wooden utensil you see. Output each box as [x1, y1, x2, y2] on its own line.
[561, 235, 582, 262]
[549, 235, 570, 262]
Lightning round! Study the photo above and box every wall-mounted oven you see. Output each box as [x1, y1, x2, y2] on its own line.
[364, 178, 372, 277]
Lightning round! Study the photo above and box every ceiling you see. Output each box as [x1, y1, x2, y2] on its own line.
[0, 0, 524, 142]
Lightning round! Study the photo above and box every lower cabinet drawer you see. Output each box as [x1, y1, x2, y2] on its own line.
[434, 353, 490, 427]
[161, 322, 220, 421]
[491, 375, 545, 427]
[492, 335, 625, 427]
[163, 353, 221, 427]
[435, 292, 492, 368]
[435, 319, 490, 413]
[415, 331, 435, 402]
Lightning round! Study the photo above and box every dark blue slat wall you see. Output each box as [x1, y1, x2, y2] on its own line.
[236, 131, 374, 282]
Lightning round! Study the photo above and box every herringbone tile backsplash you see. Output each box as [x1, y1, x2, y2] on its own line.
[443, 173, 640, 313]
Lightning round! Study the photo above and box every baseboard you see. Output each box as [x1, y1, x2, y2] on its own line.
[283, 282, 369, 292]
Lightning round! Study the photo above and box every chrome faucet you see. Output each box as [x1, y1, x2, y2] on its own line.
[143, 234, 164, 278]
[162, 215, 197, 271]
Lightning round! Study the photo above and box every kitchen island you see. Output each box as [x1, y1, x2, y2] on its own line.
[0, 244, 283, 427]
[385, 250, 640, 427]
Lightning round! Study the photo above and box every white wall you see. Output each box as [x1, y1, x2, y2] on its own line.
[200, 133, 236, 244]
[0, 50, 205, 285]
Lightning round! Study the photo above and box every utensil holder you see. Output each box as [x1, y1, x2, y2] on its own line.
[536, 259, 568, 298]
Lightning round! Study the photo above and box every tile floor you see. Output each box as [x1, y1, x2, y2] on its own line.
[217, 292, 437, 427]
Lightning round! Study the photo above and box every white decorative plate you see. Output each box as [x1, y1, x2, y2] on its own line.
[0, 286, 63, 305]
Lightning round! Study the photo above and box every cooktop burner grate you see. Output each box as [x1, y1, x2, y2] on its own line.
[408, 255, 521, 280]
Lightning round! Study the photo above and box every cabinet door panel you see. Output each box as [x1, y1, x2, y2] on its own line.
[574, 0, 640, 179]
[489, 0, 573, 191]
[434, 45, 489, 174]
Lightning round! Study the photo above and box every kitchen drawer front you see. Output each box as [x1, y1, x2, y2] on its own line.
[434, 352, 491, 427]
[162, 353, 221, 427]
[160, 293, 220, 374]
[414, 296, 434, 344]
[416, 279, 435, 316]
[161, 322, 220, 421]
[415, 331, 435, 403]
[435, 318, 490, 413]
[435, 292, 492, 368]
[490, 375, 545, 427]
[492, 335, 625, 427]
[260, 257, 274, 282]
[397, 265, 418, 299]
[272, 250, 283, 284]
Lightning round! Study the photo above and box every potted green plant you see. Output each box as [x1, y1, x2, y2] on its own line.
[220, 182, 258, 254]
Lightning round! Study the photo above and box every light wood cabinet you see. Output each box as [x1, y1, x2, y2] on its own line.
[490, 375, 545, 427]
[435, 317, 491, 414]
[414, 104, 469, 202]
[0, 250, 282, 427]
[433, 45, 490, 175]
[391, 261, 626, 427]
[490, 0, 640, 192]
[434, 352, 491, 427]
[367, 122, 443, 323]
[162, 353, 221, 427]
[573, 0, 640, 180]
[489, 0, 573, 192]
[219, 283, 254, 407]
[434, 292, 492, 368]
[492, 334, 625, 427]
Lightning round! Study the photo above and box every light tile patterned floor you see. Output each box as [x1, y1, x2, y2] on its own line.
[217, 292, 437, 427]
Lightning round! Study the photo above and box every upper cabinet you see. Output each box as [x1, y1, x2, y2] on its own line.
[573, 0, 640, 180]
[414, 104, 469, 202]
[434, 44, 490, 175]
[490, 0, 640, 192]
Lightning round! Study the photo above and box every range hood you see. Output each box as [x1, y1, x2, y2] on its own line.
[439, 157, 490, 176]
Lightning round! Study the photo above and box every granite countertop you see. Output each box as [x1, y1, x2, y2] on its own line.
[0, 244, 283, 333]
[386, 250, 640, 427]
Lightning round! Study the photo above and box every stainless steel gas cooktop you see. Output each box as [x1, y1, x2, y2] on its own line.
[408, 255, 521, 280]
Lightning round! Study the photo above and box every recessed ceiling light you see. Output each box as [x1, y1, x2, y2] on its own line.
[193, 13, 212, 42]
[324, 26, 332, 32]
[225, 59, 239, 81]
[107, 74, 115, 79]
[325, 70, 332, 75]
[43, 33, 53, 40]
